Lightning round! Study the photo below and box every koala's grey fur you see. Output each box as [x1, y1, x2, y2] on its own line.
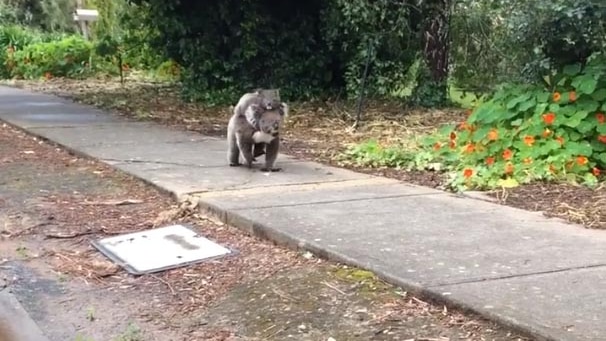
[227, 102, 288, 172]
[232, 89, 284, 159]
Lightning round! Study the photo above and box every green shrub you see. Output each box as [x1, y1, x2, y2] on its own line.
[0, 25, 45, 78]
[343, 56, 606, 192]
[10, 36, 93, 79]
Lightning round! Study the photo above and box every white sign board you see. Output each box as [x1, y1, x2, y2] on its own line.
[73, 9, 99, 22]
[92, 224, 234, 275]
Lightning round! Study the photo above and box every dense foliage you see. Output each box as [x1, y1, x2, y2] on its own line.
[450, 0, 606, 94]
[0, 0, 167, 81]
[128, 0, 435, 104]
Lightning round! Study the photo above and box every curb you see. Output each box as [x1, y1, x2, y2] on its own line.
[0, 290, 50, 341]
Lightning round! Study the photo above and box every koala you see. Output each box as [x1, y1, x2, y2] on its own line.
[227, 102, 289, 172]
[233, 89, 283, 159]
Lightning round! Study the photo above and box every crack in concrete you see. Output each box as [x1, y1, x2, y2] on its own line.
[429, 263, 606, 288]
[227, 191, 447, 211]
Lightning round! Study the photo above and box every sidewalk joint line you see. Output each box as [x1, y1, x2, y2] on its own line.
[102, 157, 301, 169]
[429, 263, 606, 287]
[228, 192, 446, 211]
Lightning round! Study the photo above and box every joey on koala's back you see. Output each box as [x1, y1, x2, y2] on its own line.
[227, 102, 288, 172]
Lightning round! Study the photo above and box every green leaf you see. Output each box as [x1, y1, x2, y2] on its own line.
[548, 103, 560, 112]
[534, 103, 548, 116]
[583, 173, 598, 187]
[565, 141, 593, 156]
[562, 110, 589, 128]
[597, 124, 606, 135]
[536, 92, 550, 103]
[518, 98, 536, 112]
[573, 75, 598, 94]
[568, 131, 582, 141]
[590, 140, 606, 152]
[506, 94, 530, 110]
[591, 88, 606, 101]
[576, 98, 599, 112]
[577, 121, 594, 134]
[510, 118, 523, 127]
[541, 140, 562, 153]
[596, 152, 606, 164]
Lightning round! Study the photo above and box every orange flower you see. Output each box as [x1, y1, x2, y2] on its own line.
[487, 129, 498, 141]
[523, 135, 535, 146]
[433, 142, 441, 151]
[464, 143, 475, 153]
[598, 135, 606, 143]
[593, 167, 601, 176]
[542, 128, 552, 138]
[576, 156, 588, 166]
[463, 168, 473, 178]
[523, 157, 533, 165]
[449, 131, 457, 140]
[556, 136, 565, 145]
[553, 92, 561, 102]
[449, 140, 456, 149]
[504, 163, 514, 175]
[485, 156, 495, 166]
[569, 91, 577, 102]
[44, 72, 52, 80]
[549, 164, 557, 174]
[542, 112, 555, 125]
[502, 149, 513, 160]
[597, 113, 606, 124]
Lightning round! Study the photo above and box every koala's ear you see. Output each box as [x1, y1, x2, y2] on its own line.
[279, 102, 289, 117]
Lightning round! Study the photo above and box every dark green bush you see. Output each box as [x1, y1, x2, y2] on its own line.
[128, 0, 422, 104]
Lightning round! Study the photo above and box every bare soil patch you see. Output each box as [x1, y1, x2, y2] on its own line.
[9, 77, 605, 230]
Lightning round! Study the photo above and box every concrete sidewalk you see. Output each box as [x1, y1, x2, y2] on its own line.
[1, 85, 605, 341]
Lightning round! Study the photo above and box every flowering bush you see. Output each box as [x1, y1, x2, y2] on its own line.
[343, 56, 606, 191]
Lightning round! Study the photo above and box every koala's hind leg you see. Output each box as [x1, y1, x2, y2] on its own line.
[227, 126, 241, 166]
[261, 138, 281, 172]
[236, 136, 255, 168]
[253, 142, 266, 159]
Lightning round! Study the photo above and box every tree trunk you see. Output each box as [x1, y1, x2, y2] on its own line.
[413, 0, 452, 107]
[423, 0, 450, 84]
